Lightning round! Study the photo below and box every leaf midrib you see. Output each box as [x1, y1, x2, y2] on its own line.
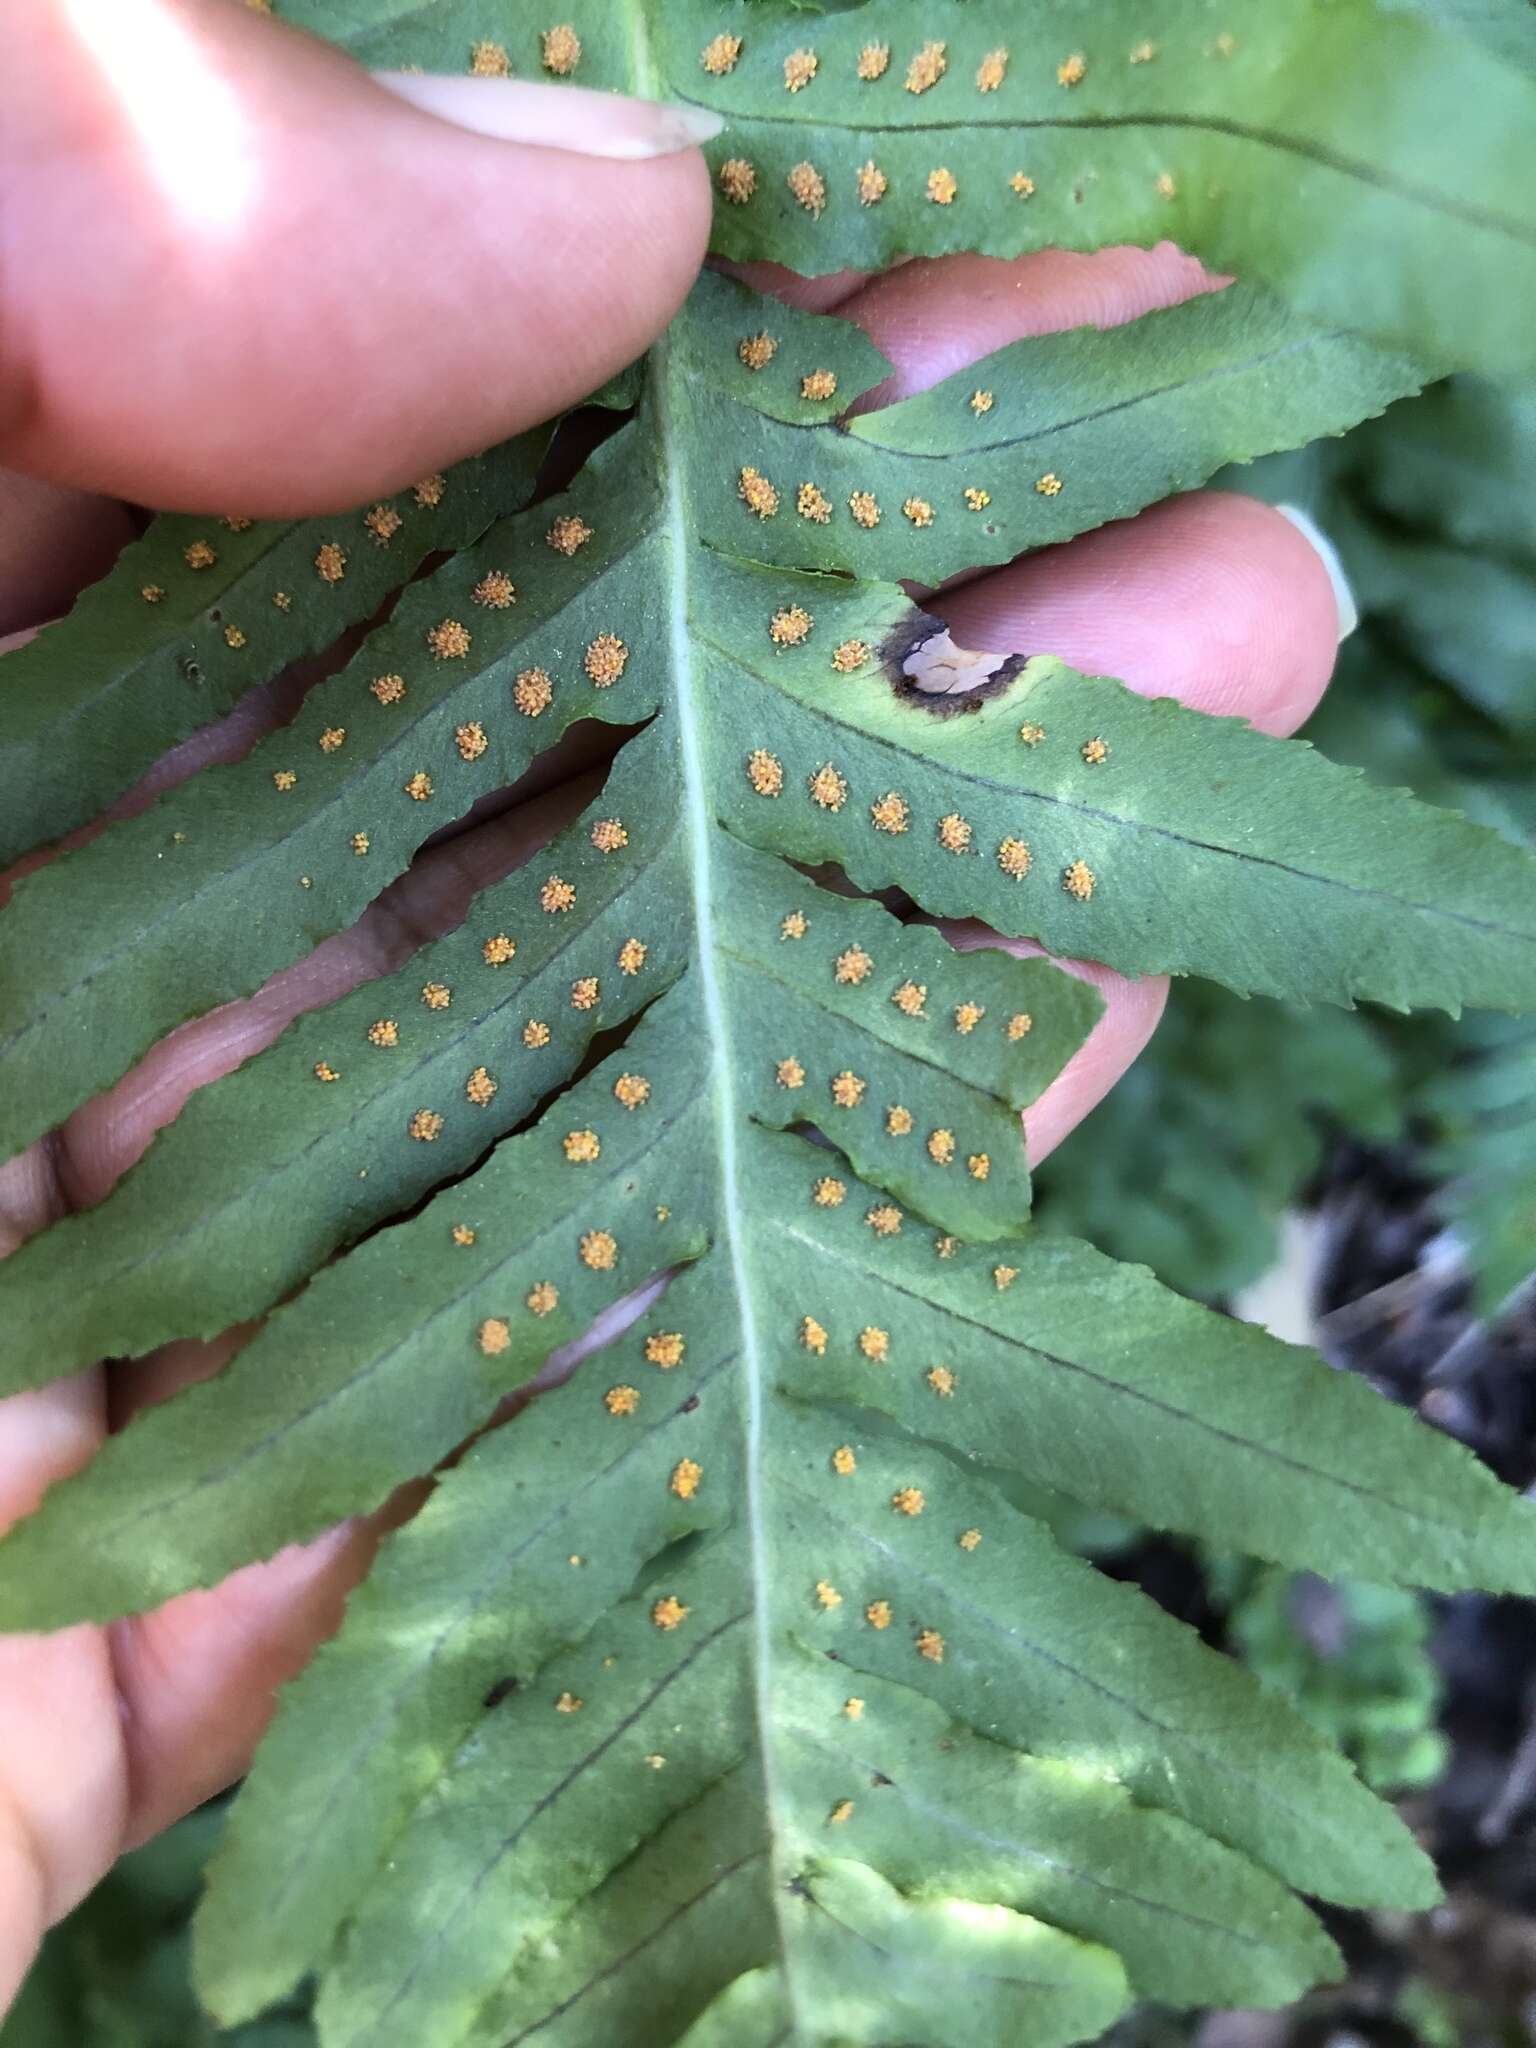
[651, 320, 809, 2026]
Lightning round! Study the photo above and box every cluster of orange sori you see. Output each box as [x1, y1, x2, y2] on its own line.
[720, 154, 1064, 215]
[745, 747, 1102, 899]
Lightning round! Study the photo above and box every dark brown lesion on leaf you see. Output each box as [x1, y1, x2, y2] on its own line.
[881, 611, 1025, 716]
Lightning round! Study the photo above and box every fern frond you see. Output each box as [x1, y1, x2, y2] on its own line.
[2, 273, 1530, 1165]
[5, 9, 1536, 2044]
[0, 437, 546, 867]
[279, 0, 1536, 379]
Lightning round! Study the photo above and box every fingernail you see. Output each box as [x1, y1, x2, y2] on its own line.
[371, 73, 724, 160]
[1274, 504, 1359, 644]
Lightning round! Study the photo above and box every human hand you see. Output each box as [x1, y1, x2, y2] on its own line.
[0, 0, 1349, 2013]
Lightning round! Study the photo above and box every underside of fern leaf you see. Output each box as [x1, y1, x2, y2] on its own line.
[6, 6, 1536, 2046]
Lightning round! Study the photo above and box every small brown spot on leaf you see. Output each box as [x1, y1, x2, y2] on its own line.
[700, 32, 741, 74]
[541, 24, 580, 74]
[906, 40, 946, 92]
[547, 514, 592, 555]
[584, 634, 627, 685]
[427, 620, 471, 659]
[472, 571, 516, 610]
[787, 161, 826, 215]
[718, 158, 756, 204]
[796, 481, 833, 524]
[514, 667, 553, 716]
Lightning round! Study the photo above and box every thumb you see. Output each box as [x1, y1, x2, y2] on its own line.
[0, 0, 716, 515]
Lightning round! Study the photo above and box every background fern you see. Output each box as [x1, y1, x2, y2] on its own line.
[5, 4, 1536, 2046]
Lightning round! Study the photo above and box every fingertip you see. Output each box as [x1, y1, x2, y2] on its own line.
[0, 472, 133, 638]
[940, 490, 1344, 739]
[1021, 958, 1169, 1164]
[946, 925, 1168, 1167]
[114, 1515, 375, 1848]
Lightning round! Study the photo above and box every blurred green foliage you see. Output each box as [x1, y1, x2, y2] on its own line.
[1210, 1564, 1447, 1794]
[0, 1807, 313, 2048]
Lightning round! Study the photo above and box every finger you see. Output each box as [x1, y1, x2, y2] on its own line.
[0, 1370, 119, 1962]
[2, 1, 714, 513]
[0, 1348, 377, 1937]
[715, 259, 880, 314]
[112, 1501, 379, 1847]
[942, 488, 1346, 739]
[836, 243, 1222, 405]
[0, 470, 135, 639]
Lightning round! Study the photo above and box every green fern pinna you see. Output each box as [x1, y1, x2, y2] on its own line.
[4, 4, 1536, 2044]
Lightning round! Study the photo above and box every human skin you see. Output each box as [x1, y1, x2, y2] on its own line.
[0, 0, 1346, 2013]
